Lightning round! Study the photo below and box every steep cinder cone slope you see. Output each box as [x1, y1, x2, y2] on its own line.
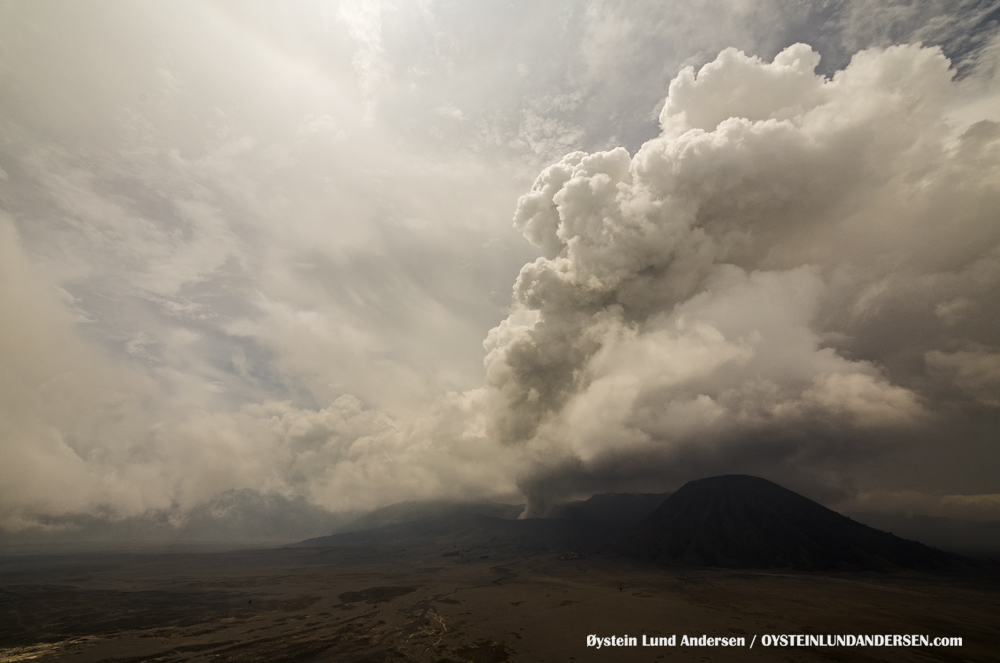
[624, 475, 958, 571]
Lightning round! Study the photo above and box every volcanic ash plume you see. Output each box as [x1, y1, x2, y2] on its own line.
[484, 43, 1000, 515]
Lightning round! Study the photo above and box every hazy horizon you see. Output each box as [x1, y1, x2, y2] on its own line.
[3, 0, 1000, 546]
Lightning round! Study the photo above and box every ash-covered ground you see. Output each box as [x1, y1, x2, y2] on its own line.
[1, 543, 998, 663]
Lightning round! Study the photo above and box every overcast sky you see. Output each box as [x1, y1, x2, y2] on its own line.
[2, 0, 1000, 532]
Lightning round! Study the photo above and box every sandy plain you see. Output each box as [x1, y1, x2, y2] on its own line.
[1, 543, 997, 663]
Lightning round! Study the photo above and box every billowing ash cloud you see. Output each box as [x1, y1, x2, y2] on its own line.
[2, 28, 999, 537]
[484, 43, 1000, 515]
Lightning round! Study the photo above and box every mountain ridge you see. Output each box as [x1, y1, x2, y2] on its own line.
[620, 475, 959, 571]
[296, 476, 971, 572]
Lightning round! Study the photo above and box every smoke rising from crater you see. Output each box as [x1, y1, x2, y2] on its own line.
[485, 43, 1000, 514]
[2, 1, 1000, 537]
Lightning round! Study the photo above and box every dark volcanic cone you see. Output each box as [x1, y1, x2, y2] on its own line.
[624, 475, 959, 571]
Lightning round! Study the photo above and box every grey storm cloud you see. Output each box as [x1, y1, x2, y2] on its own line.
[2, 1, 1000, 536]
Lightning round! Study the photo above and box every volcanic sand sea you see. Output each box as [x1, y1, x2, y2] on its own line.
[1, 544, 997, 662]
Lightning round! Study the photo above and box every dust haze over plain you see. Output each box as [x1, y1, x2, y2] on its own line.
[1, 0, 1000, 542]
